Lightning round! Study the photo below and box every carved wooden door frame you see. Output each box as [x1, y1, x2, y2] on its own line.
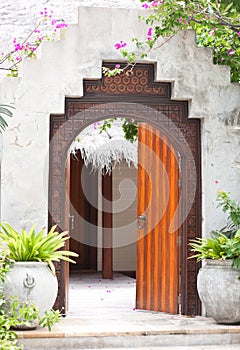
[49, 63, 202, 316]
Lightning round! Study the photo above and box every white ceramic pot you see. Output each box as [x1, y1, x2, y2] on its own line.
[197, 259, 240, 324]
[2, 261, 58, 328]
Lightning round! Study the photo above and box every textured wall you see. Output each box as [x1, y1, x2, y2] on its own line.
[0, 0, 141, 55]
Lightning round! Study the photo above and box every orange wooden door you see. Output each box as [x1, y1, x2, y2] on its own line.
[136, 124, 180, 314]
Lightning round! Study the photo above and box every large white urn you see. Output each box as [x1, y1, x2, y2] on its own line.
[2, 261, 58, 328]
[197, 259, 240, 324]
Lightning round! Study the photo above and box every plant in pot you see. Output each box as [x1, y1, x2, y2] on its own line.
[0, 223, 78, 329]
[0, 249, 62, 349]
[190, 190, 240, 324]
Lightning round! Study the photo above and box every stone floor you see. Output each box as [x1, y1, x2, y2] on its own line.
[68, 271, 136, 316]
[17, 272, 240, 349]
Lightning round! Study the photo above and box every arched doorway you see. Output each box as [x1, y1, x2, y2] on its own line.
[49, 63, 201, 316]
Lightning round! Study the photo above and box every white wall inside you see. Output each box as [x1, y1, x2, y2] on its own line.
[112, 161, 137, 272]
[97, 161, 137, 272]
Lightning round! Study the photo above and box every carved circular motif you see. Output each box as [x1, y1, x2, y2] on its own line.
[140, 77, 148, 86]
[126, 85, 135, 92]
[132, 76, 139, 85]
[118, 84, 126, 92]
[114, 76, 121, 84]
[135, 69, 144, 77]
[109, 84, 117, 93]
[123, 76, 130, 84]
[136, 85, 144, 93]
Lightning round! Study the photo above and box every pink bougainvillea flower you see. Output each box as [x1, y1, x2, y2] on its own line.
[147, 27, 153, 37]
[147, 27, 153, 41]
[151, 0, 160, 6]
[238, 32, 240, 37]
[94, 122, 101, 130]
[179, 18, 183, 23]
[114, 41, 127, 50]
[228, 49, 236, 56]
[115, 64, 121, 69]
[142, 3, 150, 9]
[210, 27, 217, 35]
[55, 22, 68, 29]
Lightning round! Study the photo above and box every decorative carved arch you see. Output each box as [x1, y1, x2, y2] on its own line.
[49, 63, 201, 316]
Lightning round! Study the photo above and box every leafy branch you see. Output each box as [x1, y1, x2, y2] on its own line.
[106, 0, 240, 82]
[98, 118, 138, 142]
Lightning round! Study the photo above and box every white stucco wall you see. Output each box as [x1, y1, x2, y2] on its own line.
[0, 6, 239, 238]
[0, 0, 141, 55]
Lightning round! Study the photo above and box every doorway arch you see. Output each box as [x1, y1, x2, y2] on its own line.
[49, 63, 201, 316]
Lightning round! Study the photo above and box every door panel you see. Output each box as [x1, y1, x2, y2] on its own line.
[70, 152, 98, 271]
[136, 124, 180, 314]
[63, 154, 70, 315]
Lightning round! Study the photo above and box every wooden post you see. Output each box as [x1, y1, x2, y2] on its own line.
[102, 170, 113, 279]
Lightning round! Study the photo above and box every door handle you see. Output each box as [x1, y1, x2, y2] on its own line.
[137, 214, 147, 229]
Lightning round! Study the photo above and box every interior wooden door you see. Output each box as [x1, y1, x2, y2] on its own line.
[69, 152, 98, 271]
[63, 154, 71, 315]
[136, 123, 180, 314]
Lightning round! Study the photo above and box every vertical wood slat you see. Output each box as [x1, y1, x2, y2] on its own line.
[70, 154, 85, 268]
[169, 144, 178, 311]
[136, 124, 180, 314]
[153, 132, 160, 311]
[63, 154, 71, 315]
[102, 172, 113, 279]
[136, 125, 146, 309]
[88, 171, 98, 270]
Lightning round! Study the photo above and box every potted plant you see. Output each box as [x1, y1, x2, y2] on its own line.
[0, 249, 62, 349]
[0, 223, 78, 328]
[190, 191, 240, 324]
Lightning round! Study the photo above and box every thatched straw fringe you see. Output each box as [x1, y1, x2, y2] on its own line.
[69, 120, 138, 174]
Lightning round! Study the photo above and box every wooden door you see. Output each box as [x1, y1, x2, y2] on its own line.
[136, 124, 180, 314]
[63, 154, 71, 315]
[69, 152, 98, 271]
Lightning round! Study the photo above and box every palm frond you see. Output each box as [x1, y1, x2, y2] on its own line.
[0, 104, 14, 133]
